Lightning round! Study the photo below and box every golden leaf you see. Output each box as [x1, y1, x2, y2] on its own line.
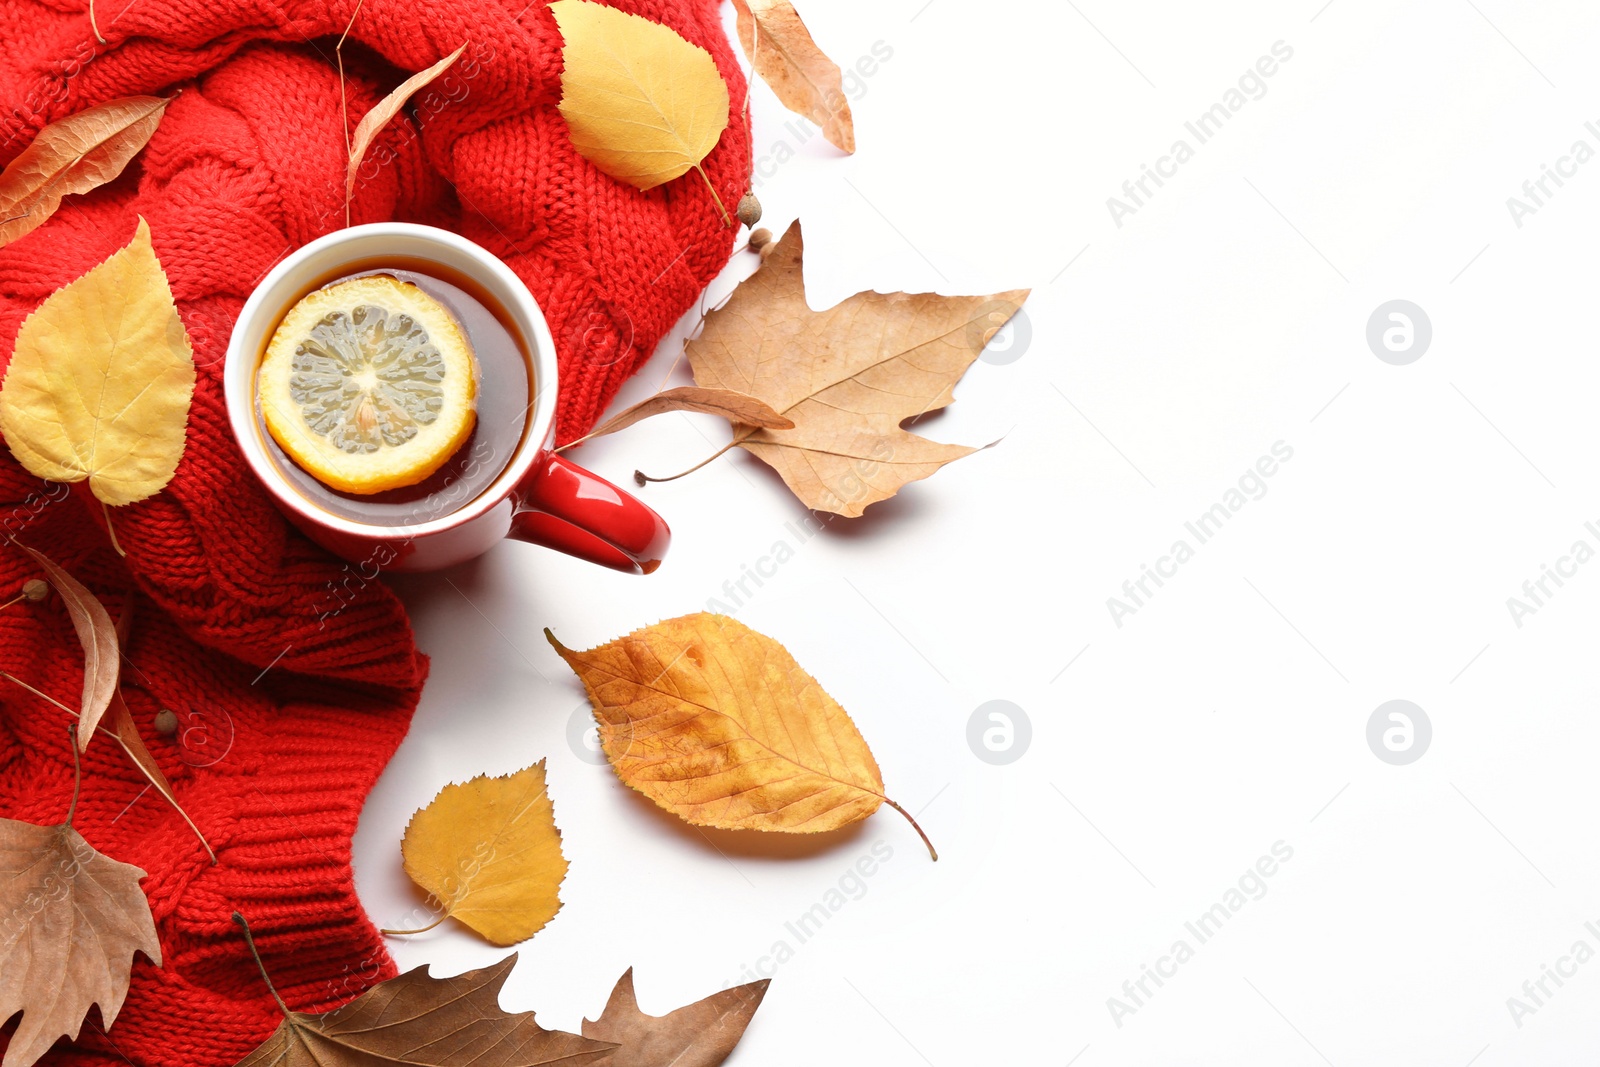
[346, 43, 466, 205]
[398, 760, 569, 946]
[0, 217, 195, 507]
[547, 613, 936, 858]
[0, 96, 169, 250]
[0, 817, 160, 1067]
[550, 0, 731, 218]
[680, 220, 1028, 516]
[731, 0, 854, 153]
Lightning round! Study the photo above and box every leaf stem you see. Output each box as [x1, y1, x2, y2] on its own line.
[692, 164, 732, 228]
[552, 429, 598, 455]
[101, 500, 125, 557]
[633, 438, 741, 485]
[4, 671, 83, 718]
[336, 0, 366, 228]
[235, 912, 294, 1018]
[88, 0, 105, 42]
[883, 797, 938, 861]
[6, 671, 130, 745]
[380, 913, 449, 937]
[0, 593, 23, 613]
[4, 671, 217, 862]
[65, 722, 82, 827]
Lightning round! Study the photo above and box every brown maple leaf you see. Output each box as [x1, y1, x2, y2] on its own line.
[680, 220, 1028, 517]
[233, 920, 616, 1067]
[0, 755, 161, 1067]
[582, 968, 770, 1067]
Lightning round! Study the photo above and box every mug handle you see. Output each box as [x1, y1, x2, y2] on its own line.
[509, 453, 670, 574]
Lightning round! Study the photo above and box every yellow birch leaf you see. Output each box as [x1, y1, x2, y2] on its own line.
[550, 0, 731, 215]
[547, 613, 936, 859]
[0, 217, 195, 506]
[398, 760, 568, 946]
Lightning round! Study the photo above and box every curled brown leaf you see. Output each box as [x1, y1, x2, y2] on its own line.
[0, 96, 169, 249]
[573, 386, 794, 448]
[14, 545, 118, 750]
[106, 598, 215, 862]
[732, 0, 854, 153]
[346, 43, 466, 208]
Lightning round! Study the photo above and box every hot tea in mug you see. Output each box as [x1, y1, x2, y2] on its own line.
[225, 223, 669, 573]
[255, 257, 531, 528]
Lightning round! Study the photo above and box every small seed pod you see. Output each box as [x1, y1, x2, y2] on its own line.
[21, 579, 49, 602]
[748, 227, 773, 253]
[153, 709, 179, 736]
[737, 192, 762, 228]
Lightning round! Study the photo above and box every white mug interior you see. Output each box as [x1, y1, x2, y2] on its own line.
[223, 223, 558, 539]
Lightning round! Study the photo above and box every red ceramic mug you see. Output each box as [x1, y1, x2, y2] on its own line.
[224, 223, 668, 574]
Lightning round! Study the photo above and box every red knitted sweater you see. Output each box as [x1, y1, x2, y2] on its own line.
[0, 1, 750, 1064]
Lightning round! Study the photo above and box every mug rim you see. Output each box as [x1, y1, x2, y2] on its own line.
[224, 222, 558, 540]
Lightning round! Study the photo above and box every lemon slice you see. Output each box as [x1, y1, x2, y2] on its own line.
[258, 275, 478, 494]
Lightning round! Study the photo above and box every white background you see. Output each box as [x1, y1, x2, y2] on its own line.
[354, 1, 1600, 1062]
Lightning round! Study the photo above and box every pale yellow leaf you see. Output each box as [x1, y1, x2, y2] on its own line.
[0, 217, 196, 506]
[551, 0, 730, 192]
[0, 818, 160, 1067]
[0, 96, 169, 250]
[731, 0, 854, 153]
[346, 44, 466, 204]
[400, 760, 568, 946]
[686, 220, 1029, 516]
[548, 614, 936, 857]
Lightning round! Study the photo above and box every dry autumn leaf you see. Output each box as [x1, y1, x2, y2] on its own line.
[0, 96, 169, 250]
[547, 613, 936, 859]
[573, 386, 794, 447]
[0, 749, 161, 1067]
[551, 0, 732, 221]
[13, 544, 117, 750]
[732, 0, 854, 153]
[395, 760, 568, 946]
[232, 925, 616, 1067]
[103, 686, 216, 862]
[105, 596, 215, 862]
[663, 220, 1028, 517]
[0, 217, 196, 509]
[346, 43, 466, 206]
[583, 969, 769, 1067]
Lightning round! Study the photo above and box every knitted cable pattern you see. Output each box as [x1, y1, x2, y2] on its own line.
[0, 0, 750, 1063]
